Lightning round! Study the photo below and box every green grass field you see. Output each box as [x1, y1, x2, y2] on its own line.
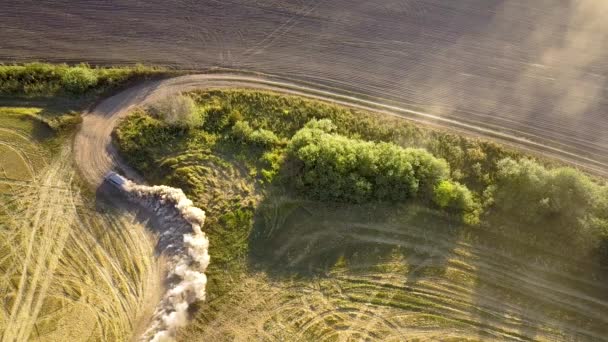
[115, 89, 608, 341]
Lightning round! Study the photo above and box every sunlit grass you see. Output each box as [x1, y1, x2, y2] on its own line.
[0, 105, 160, 341]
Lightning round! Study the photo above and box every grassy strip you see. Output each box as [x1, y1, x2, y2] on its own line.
[115, 89, 608, 263]
[0, 63, 175, 137]
[0, 62, 168, 97]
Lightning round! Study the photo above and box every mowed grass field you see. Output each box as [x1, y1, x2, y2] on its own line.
[179, 194, 608, 341]
[0, 104, 161, 341]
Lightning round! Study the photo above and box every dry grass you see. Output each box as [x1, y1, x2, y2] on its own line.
[0, 108, 161, 341]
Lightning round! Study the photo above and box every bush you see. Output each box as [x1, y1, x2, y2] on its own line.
[0, 62, 164, 96]
[488, 157, 608, 247]
[433, 180, 480, 225]
[231, 120, 254, 141]
[202, 106, 235, 132]
[288, 120, 451, 203]
[259, 150, 285, 183]
[231, 120, 280, 147]
[490, 158, 596, 224]
[148, 95, 202, 128]
[61, 67, 98, 93]
[304, 118, 336, 133]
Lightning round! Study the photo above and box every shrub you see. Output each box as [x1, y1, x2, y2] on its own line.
[231, 120, 254, 141]
[148, 95, 202, 128]
[433, 180, 481, 225]
[490, 158, 597, 224]
[0, 62, 164, 96]
[249, 129, 280, 147]
[259, 150, 285, 183]
[288, 120, 451, 203]
[304, 118, 336, 133]
[61, 67, 98, 93]
[202, 106, 234, 132]
[231, 120, 280, 147]
[488, 157, 608, 247]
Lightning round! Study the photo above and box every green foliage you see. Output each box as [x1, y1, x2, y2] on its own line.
[425, 133, 514, 190]
[491, 158, 592, 223]
[61, 67, 98, 93]
[113, 111, 187, 175]
[202, 105, 235, 132]
[187, 90, 515, 192]
[46, 114, 83, 132]
[0, 62, 164, 97]
[231, 120, 254, 140]
[488, 158, 608, 248]
[114, 89, 608, 258]
[259, 149, 285, 183]
[231, 120, 280, 147]
[148, 95, 202, 128]
[287, 122, 450, 203]
[433, 180, 481, 225]
[303, 118, 336, 132]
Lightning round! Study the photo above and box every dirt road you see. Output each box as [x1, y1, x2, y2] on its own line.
[74, 74, 608, 190]
[7, 0, 608, 176]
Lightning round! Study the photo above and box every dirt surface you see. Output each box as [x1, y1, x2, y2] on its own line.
[5, 0, 608, 174]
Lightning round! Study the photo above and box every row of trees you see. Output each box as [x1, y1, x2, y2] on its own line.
[287, 119, 480, 224]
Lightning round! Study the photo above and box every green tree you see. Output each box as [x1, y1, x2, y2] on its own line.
[433, 180, 480, 225]
[288, 120, 451, 203]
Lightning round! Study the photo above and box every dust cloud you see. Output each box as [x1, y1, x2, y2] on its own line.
[412, 0, 608, 146]
[114, 175, 210, 342]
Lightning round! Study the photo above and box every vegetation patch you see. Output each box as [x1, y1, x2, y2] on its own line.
[0, 62, 167, 97]
[0, 63, 171, 137]
[0, 107, 53, 188]
[115, 89, 608, 257]
[114, 89, 608, 340]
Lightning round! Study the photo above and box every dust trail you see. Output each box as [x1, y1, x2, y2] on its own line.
[109, 173, 210, 341]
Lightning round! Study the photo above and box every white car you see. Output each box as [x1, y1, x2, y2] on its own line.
[105, 171, 127, 190]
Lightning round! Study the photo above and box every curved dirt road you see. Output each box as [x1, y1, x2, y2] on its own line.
[75, 73, 608, 189]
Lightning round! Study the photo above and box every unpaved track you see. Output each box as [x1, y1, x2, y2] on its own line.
[6, 0, 608, 175]
[75, 74, 608, 188]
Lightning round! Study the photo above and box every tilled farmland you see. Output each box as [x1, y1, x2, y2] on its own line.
[2, 0, 608, 170]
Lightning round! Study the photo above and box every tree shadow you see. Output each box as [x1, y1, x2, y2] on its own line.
[246, 185, 608, 340]
[248, 190, 463, 286]
[466, 222, 608, 340]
